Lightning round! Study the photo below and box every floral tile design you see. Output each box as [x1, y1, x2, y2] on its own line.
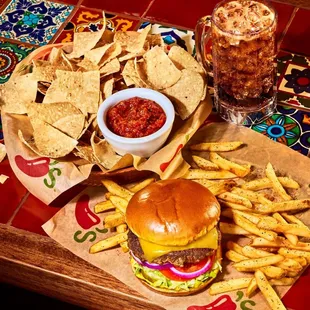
[0, 39, 35, 83]
[251, 105, 310, 156]
[55, 8, 139, 44]
[277, 51, 310, 109]
[139, 21, 195, 56]
[0, 0, 74, 46]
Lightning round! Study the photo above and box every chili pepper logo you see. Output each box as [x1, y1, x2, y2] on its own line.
[160, 143, 183, 172]
[187, 290, 256, 310]
[15, 155, 61, 189]
[75, 194, 101, 230]
[187, 295, 236, 310]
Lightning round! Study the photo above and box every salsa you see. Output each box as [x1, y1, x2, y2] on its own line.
[106, 97, 166, 138]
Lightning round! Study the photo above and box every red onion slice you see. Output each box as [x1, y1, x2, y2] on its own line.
[168, 257, 213, 279]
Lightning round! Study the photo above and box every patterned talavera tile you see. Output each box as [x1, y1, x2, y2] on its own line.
[251, 105, 310, 157]
[0, 0, 74, 46]
[55, 8, 139, 43]
[139, 21, 195, 56]
[277, 51, 310, 109]
[0, 39, 35, 83]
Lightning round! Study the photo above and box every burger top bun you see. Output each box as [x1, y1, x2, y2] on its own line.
[126, 179, 220, 246]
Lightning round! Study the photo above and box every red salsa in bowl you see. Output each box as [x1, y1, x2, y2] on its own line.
[106, 97, 166, 138]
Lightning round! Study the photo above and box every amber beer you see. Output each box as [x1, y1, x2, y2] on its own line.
[211, 0, 277, 124]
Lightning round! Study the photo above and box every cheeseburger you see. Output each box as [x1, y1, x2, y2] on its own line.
[126, 179, 222, 295]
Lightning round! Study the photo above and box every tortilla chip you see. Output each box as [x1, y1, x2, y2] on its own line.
[162, 69, 205, 120]
[101, 77, 114, 100]
[146, 34, 164, 48]
[37, 81, 50, 95]
[32, 119, 78, 158]
[96, 29, 115, 46]
[43, 70, 100, 115]
[168, 45, 205, 75]
[90, 132, 121, 169]
[77, 114, 97, 140]
[0, 143, 6, 163]
[134, 58, 152, 88]
[114, 24, 151, 53]
[73, 144, 97, 163]
[52, 114, 85, 140]
[118, 49, 146, 62]
[122, 59, 147, 87]
[100, 58, 120, 76]
[67, 14, 106, 59]
[143, 46, 181, 89]
[32, 60, 68, 83]
[0, 174, 9, 184]
[99, 42, 122, 67]
[84, 43, 114, 65]
[77, 58, 99, 71]
[0, 74, 37, 114]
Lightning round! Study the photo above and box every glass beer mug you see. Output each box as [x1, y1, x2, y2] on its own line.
[196, 0, 278, 125]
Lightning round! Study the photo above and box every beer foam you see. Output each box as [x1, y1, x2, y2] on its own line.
[214, 0, 275, 35]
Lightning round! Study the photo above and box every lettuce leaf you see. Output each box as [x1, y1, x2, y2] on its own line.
[131, 258, 220, 292]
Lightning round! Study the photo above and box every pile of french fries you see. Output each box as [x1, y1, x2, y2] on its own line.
[89, 178, 155, 254]
[90, 140, 309, 310]
[187, 141, 310, 310]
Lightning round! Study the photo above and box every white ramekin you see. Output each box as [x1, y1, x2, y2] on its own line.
[97, 88, 175, 157]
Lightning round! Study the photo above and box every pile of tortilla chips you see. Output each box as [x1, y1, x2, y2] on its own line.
[0, 13, 207, 171]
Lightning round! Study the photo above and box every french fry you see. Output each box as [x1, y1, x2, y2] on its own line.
[269, 278, 296, 286]
[219, 200, 251, 211]
[231, 187, 272, 205]
[251, 237, 310, 252]
[276, 258, 302, 271]
[235, 266, 287, 279]
[292, 256, 308, 267]
[265, 162, 292, 201]
[233, 255, 284, 269]
[227, 241, 245, 255]
[268, 199, 310, 213]
[220, 222, 252, 235]
[257, 217, 310, 238]
[89, 232, 128, 254]
[120, 241, 129, 253]
[281, 213, 308, 227]
[109, 195, 128, 214]
[190, 141, 244, 152]
[241, 177, 300, 191]
[209, 277, 252, 295]
[218, 192, 252, 208]
[104, 212, 125, 228]
[241, 245, 271, 258]
[231, 209, 262, 224]
[255, 270, 286, 310]
[192, 155, 219, 171]
[232, 212, 278, 241]
[129, 178, 155, 193]
[195, 179, 237, 196]
[272, 213, 298, 245]
[278, 248, 310, 263]
[252, 204, 274, 214]
[94, 200, 115, 213]
[101, 179, 133, 200]
[287, 270, 301, 277]
[182, 169, 237, 180]
[116, 224, 128, 233]
[246, 278, 258, 297]
[226, 250, 249, 262]
[209, 152, 251, 177]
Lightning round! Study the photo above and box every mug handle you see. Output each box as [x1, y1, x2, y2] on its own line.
[195, 16, 211, 72]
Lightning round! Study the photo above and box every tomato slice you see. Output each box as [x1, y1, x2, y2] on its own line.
[160, 258, 211, 282]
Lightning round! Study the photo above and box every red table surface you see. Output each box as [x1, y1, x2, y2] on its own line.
[0, 0, 310, 309]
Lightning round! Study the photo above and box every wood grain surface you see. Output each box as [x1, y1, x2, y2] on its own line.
[0, 224, 164, 310]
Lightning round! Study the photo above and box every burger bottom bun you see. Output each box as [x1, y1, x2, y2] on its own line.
[139, 275, 216, 297]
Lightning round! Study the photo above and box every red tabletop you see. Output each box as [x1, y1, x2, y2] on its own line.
[0, 0, 310, 309]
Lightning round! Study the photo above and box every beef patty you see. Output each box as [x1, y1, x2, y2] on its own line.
[128, 230, 216, 267]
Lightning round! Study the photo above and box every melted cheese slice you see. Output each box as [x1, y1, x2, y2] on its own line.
[139, 227, 218, 262]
